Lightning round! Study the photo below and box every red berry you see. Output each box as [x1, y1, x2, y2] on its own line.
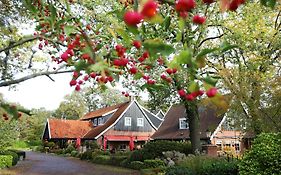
[113, 59, 122, 66]
[69, 79, 77, 86]
[73, 71, 79, 78]
[39, 43, 43, 50]
[180, 11, 188, 18]
[67, 49, 74, 56]
[157, 57, 164, 65]
[133, 40, 142, 49]
[185, 94, 195, 101]
[75, 85, 81, 91]
[90, 72, 96, 78]
[228, 0, 239, 11]
[166, 77, 172, 83]
[147, 79, 156, 85]
[61, 52, 69, 62]
[138, 57, 146, 62]
[83, 75, 89, 81]
[18, 112, 22, 118]
[206, 87, 217, 97]
[161, 74, 167, 79]
[81, 53, 90, 60]
[125, 93, 129, 97]
[193, 15, 206, 24]
[129, 67, 138, 74]
[86, 24, 91, 30]
[107, 76, 114, 82]
[202, 0, 215, 4]
[166, 68, 173, 75]
[175, 0, 196, 12]
[124, 11, 143, 27]
[122, 91, 125, 95]
[78, 80, 83, 84]
[178, 89, 186, 97]
[141, 0, 158, 18]
[120, 58, 129, 66]
[172, 68, 177, 74]
[143, 75, 150, 80]
[143, 51, 149, 58]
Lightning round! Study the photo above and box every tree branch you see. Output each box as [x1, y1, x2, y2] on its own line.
[0, 69, 74, 87]
[0, 36, 38, 53]
[198, 34, 224, 48]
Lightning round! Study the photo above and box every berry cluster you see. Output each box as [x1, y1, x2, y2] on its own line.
[177, 87, 217, 101]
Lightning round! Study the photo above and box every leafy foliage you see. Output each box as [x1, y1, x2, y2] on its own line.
[0, 155, 13, 169]
[239, 133, 281, 175]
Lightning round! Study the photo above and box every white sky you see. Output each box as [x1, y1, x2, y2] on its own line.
[0, 73, 73, 110]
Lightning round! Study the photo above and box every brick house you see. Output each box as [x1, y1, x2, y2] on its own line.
[151, 104, 253, 155]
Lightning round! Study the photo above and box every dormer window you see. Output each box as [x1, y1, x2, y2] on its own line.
[179, 118, 188, 129]
[98, 117, 103, 125]
[137, 118, 144, 127]
[125, 117, 131, 126]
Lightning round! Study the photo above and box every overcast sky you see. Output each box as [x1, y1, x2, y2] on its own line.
[0, 73, 74, 110]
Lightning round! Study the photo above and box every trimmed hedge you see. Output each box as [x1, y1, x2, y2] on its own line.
[92, 155, 111, 164]
[71, 150, 78, 157]
[0, 155, 13, 169]
[200, 160, 239, 175]
[165, 166, 195, 175]
[65, 145, 75, 154]
[144, 159, 165, 169]
[0, 150, 19, 166]
[80, 150, 93, 160]
[129, 161, 146, 170]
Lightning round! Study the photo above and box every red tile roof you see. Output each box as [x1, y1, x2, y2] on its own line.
[48, 119, 93, 139]
[83, 102, 131, 139]
[151, 104, 223, 140]
[81, 102, 129, 120]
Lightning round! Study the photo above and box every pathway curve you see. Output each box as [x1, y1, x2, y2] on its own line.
[0, 151, 139, 175]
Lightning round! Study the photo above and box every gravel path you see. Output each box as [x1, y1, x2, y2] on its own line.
[0, 151, 139, 175]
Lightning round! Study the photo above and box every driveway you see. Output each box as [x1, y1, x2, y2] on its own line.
[0, 151, 139, 175]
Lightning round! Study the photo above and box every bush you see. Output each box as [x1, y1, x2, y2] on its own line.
[46, 142, 55, 149]
[141, 141, 192, 160]
[140, 167, 166, 175]
[91, 150, 110, 158]
[65, 145, 75, 154]
[80, 150, 93, 160]
[71, 150, 78, 157]
[129, 161, 146, 170]
[92, 155, 111, 164]
[11, 140, 29, 149]
[165, 166, 195, 175]
[0, 155, 13, 169]
[109, 155, 128, 166]
[27, 140, 42, 147]
[128, 149, 145, 162]
[0, 150, 19, 166]
[178, 155, 238, 175]
[120, 159, 130, 167]
[33, 145, 44, 152]
[144, 159, 165, 169]
[239, 133, 281, 175]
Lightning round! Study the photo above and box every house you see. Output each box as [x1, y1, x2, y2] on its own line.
[151, 104, 252, 155]
[42, 99, 163, 151]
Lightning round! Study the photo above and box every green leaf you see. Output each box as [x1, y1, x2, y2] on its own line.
[64, 26, 76, 37]
[74, 60, 88, 71]
[49, 4, 57, 27]
[147, 14, 164, 24]
[134, 72, 143, 80]
[188, 81, 199, 92]
[176, 31, 182, 42]
[175, 49, 193, 64]
[88, 61, 107, 72]
[143, 39, 174, 56]
[203, 76, 218, 86]
[220, 42, 238, 53]
[196, 48, 218, 59]
[260, 0, 276, 8]
[178, 18, 185, 31]
[162, 16, 171, 30]
[116, 28, 130, 44]
[23, 0, 38, 14]
[127, 26, 139, 35]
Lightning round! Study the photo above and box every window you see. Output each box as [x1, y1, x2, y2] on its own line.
[125, 117, 131, 126]
[119, 144, 127, 150]
[98, 118, 103, 125]
[179, 118, 188, 129]
[234, 143, 240, 152]
[137, 118, 144, 127]
[93, 118, 97, 126]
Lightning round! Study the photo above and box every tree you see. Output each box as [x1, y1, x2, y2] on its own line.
[53, 92, 87, 119]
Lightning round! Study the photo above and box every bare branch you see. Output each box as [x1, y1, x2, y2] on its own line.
[0, 69, 74, 87]
[0, 36, 38, 53]
[198, 34, 224, 48]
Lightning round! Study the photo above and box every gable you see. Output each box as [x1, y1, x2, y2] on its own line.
[42, 122, 50, 140]
[142, 107, 163, 128]
[114, 102, 155, 132]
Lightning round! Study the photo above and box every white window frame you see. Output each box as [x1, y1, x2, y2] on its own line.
[137, 118, 144, 127]
[124, 117, 131, 126]
[179, 118, 189, 129]
[98, 117, 103, 125]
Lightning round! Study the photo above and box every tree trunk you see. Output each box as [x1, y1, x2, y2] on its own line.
[184, 101, 201, 154]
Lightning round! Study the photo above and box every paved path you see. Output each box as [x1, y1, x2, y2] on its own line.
[0, 151, 139, 175]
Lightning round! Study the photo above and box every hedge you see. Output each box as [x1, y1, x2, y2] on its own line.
[92, 155, 111, 164]
[0, 150, 19, 166]
[165, 166, 195, 175]
[0, 155, 13, 169]
[144, 159, 165, 169]
[129, 161, 146, 170]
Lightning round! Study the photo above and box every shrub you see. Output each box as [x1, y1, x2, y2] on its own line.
[165, 166, 195, 175]
[27, 140, 42, 147]
[144, 159, 165, 169]
[0, 150, 19, 166]
[33, 145, 44, 152]
[45, 142, 55, 149]
[65, 145, 75, 154]
[0, 155, 13, 169]
[91, 150, 110, 158]
[239, 133, 281, 175]
[80, 150, 93, 160]
[129, 161, 146, 170]
[128, 149, 145, 162]
[109, 155, 128, 166]
[11, 140, 29, 149]
[140, 167, 166, 175]
[92, 155, 111, 164]
[120, 159, 130, 167]
[141, 141, 192, 160]
[200, 159, 239, 175]
[71, 150, 78, 157]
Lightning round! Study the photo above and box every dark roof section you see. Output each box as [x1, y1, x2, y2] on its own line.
[83, 101, 131, 139]
[142, 107, 163, 128]
[47, 119, 93, 139]
[156, 110, 165, 119]
[151, 104, 223, 140]
[81, 101, 129, 120]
